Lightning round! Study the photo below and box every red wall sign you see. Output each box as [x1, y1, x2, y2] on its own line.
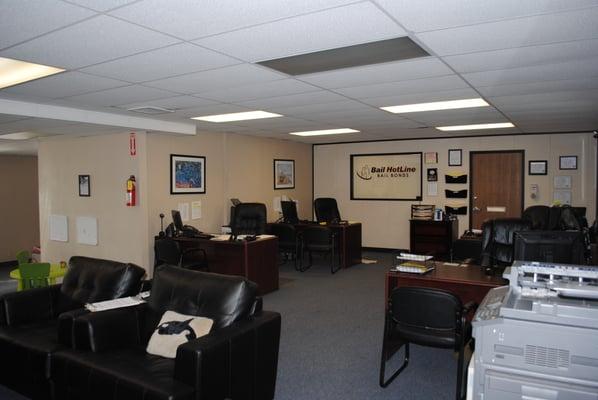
[129, 132, 136, 156]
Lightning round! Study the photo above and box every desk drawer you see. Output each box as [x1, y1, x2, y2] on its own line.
[411, 223, 448, 236]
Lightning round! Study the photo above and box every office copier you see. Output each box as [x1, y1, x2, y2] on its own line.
[472, 262, 598, 400]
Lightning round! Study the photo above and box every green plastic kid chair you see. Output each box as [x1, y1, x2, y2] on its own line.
[16, 250, 30, 265]
[18, 262, 51, 291]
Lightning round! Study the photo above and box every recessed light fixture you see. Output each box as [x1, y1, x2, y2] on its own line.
[381, 98, 489, 114]
[0, 57, 65, 89]
[191, 110, 282, 122]
[0, 131, 42, 140]
[127, 106, 175, 115]
[289, 128, 359, 137]
[436, 122, 515, 131]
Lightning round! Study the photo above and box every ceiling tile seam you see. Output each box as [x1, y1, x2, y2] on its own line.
[402, 4, 598, 34]
[0, 12, 100, 53]
[191, 81, 323, 103]
[57, 85, 184, 106]
[60, 0, 143, 13]
[456, 55, 598, 77]
[472, 71, 598, 89]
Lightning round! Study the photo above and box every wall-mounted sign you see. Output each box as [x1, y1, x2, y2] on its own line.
[350, 152, 422, 201]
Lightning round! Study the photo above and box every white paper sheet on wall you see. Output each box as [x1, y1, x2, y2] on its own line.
[76, 216, 98, 246]
[191, 201, 201, 219]
[49, 214, 68, 242]
[554, 176, 572, 189]
[427, 182, 438, 196]
[178, 203, 189, 221]
[273, 196, 282, 213]
[553, 190, 572, 205]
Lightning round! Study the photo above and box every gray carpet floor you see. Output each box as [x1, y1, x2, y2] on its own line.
[0, 252, 460, 399]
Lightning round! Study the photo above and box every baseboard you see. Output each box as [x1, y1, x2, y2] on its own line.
[0, 260, 16, 269]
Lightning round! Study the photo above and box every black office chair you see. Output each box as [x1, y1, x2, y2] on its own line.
[154, 238, 208, 271]
[268, 223, 302, 270]
[232, 202, 267, 236]
[380, 287, 476, 400]
[301, 225, 340, 273]
[314, 197, 341, 223]
[281, 200, 299, 224]
[480, 218, 531, 271]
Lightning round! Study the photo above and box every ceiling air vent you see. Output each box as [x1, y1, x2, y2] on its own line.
[127, 106, 175, 115]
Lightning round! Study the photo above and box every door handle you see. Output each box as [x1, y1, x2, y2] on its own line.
[473, 206, 480, 211]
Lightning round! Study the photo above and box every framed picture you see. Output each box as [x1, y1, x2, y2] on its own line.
[448, 149, 462, 166]
[424, 152, 438, 164]
[78, 175, 90, 197]
[559, 155, 577, 170]
[528, 160, 547, 175]
[427, 168, 438, 182]
[274, 159, 295, 189]
[170, 154, 206, 194]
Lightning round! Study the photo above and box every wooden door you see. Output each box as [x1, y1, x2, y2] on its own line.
[470, 151, 524, 229]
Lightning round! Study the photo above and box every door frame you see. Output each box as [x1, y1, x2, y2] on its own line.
[468, 150, 525, 229]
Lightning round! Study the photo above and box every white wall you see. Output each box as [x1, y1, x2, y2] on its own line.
[314, 133, 596, 249]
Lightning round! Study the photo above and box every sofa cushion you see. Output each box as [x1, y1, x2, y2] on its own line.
[146, 310, 213, 359]
[148, 265, 257, 331]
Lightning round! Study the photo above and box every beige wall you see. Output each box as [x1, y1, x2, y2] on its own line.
[314, 133, 596, 249]
[0, 156, 39, 262]
[38, 133, 150, 269]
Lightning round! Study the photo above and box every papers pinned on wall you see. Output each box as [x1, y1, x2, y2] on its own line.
[273, 196, 282, 213]
[76, 216, 98, 246]
[427, 182, 438, 196]
[49, 214, 68, 242]
[178, 203, 189, 221]
[191, 201, 202, 220]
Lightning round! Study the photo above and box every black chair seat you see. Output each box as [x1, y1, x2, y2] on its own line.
[0, 320, 59, 354]
[395, 321, 471, 349]
[53, 348, 194, 400]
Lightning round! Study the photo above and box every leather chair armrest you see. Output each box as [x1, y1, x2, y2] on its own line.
[57, 308, 90, 347]
[0, 284, 62, 327]
[72, 304, 146, 352]
[174, 311, 281, 400]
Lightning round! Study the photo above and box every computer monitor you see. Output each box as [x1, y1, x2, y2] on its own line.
[171, 209, 184, 233]
[281, 201, 299, 224]
[514, 230, 585, 264]
[231, 198, 241, 206]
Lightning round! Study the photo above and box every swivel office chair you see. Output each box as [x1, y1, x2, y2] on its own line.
[314, 198, 341, 223]
[154, 238, 208, 271]
[231, 203, 267, 236]
[480, 218, 531, 272]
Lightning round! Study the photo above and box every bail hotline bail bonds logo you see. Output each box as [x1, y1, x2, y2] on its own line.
[355, 164, 416, 180]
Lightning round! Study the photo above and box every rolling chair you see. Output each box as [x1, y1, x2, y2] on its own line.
[380, 287, 476, 400]
[281, 200, 299, 224]
[301, 225, 340, 273]
[232, 202, 267, 236]
[314, 198, 341, 223]
[480, 218, 531, 273]
[154, 238, 208, 271]
[268, 223, 302, 270]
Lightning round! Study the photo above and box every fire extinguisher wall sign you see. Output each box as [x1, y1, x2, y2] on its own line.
[126, 175, 136, 206]
[129, 132, 136, 156]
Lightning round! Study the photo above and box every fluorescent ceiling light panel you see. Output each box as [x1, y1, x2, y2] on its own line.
[0, 131, 42, 140]
[289, 128, 359, 137]
[0, 57, 64, 89]
[191, 110, 282, 122]
[381, 98, 489, 114]
[436, 122, 515, 131]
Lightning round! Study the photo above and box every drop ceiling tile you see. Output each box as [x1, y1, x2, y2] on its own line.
[334, 75, 469, 99]
[416, 7, 598, 56]
[462, 57, 598, 87]
[497, 100, 597, 113]
[0, 15, 179, 69]
[111, 0, 359, 40]
[3, 71, 128, 99]
[233, 117, 326, 130]
[403, 107, 507, 125]
[297, 57, 451, 89]
[0, 1, 95, 49]
[143, 63, 284, 94]
[488, 89, 598, 107]
[196, 79, 320, 102]
[63, 85, 178, 107]
[118, 95, 218, 111]
[65, 0, 138, 12]
[443, 39, 598, 73]
[194, 3, 405, 62]
[81, 43, 240, 83]
[236, 90, 348, 110]
[175, 104, 253, 118]
[375, 0, 598, 32]
[476, 77, 598, 97]
[359, 88, 480, 107]
[271, 100, 371, 117]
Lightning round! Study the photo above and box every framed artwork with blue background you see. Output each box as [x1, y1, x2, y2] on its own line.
[170, 154, 206, 194]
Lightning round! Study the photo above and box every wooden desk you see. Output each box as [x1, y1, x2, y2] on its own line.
[157, 236, 279, 295]
[385, 263, 506, 309]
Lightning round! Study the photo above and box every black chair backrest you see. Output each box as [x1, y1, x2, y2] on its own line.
[522, 205, 550, 230]
[281, 201, 299, 224]
[481, 218, 531, 266]
[232, 203, 267, 235]
[268, 223, 297, 247]
[62, 256, 146, 304]
[302, 226, 334, 250]
[154, 238, 182, 266]
[148, 265, 257, 331]
[314, 198, 340, 223]
[390, 287, 462, 331]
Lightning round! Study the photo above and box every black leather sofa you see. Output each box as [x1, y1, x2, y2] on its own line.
[522, 205, 587, 230]
[50, 265, 282, 400]
[480, 218, 532, 270]
[0, 256, 146, 399]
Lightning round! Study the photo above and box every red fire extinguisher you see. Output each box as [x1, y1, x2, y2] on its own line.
[126, 175, 136, 206]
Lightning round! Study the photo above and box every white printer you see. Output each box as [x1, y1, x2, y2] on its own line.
[472, 262, 598, 400]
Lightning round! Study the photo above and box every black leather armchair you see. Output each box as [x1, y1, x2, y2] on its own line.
[522, 205, 587, 230]
[231, 202, 267, 235]
[0, 256, 145, 399]
[51, 265, 282, 400]
[480, 218, 531, 270]
[314, 197, 341, 223]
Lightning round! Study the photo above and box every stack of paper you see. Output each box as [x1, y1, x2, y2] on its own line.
[85, 296, 146, 312]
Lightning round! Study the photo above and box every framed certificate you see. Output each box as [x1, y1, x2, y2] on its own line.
[448, 149, 462, 166]
[528, 160, 547, 175]
[559, 156, 577, 170]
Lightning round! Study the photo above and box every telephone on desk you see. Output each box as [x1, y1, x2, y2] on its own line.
[179, 225, 213, 239]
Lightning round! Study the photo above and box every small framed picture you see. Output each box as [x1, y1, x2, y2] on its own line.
[448, 149, 462, 166]
[274, 159, 295, 189]
[78, 175, 90, 197]
[528, 160, 547, 175]
[170, 154, 206, 194]
[424, 152, 438, 164]
[559, 155, 577, 170]
[427, 168, 438, 182]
